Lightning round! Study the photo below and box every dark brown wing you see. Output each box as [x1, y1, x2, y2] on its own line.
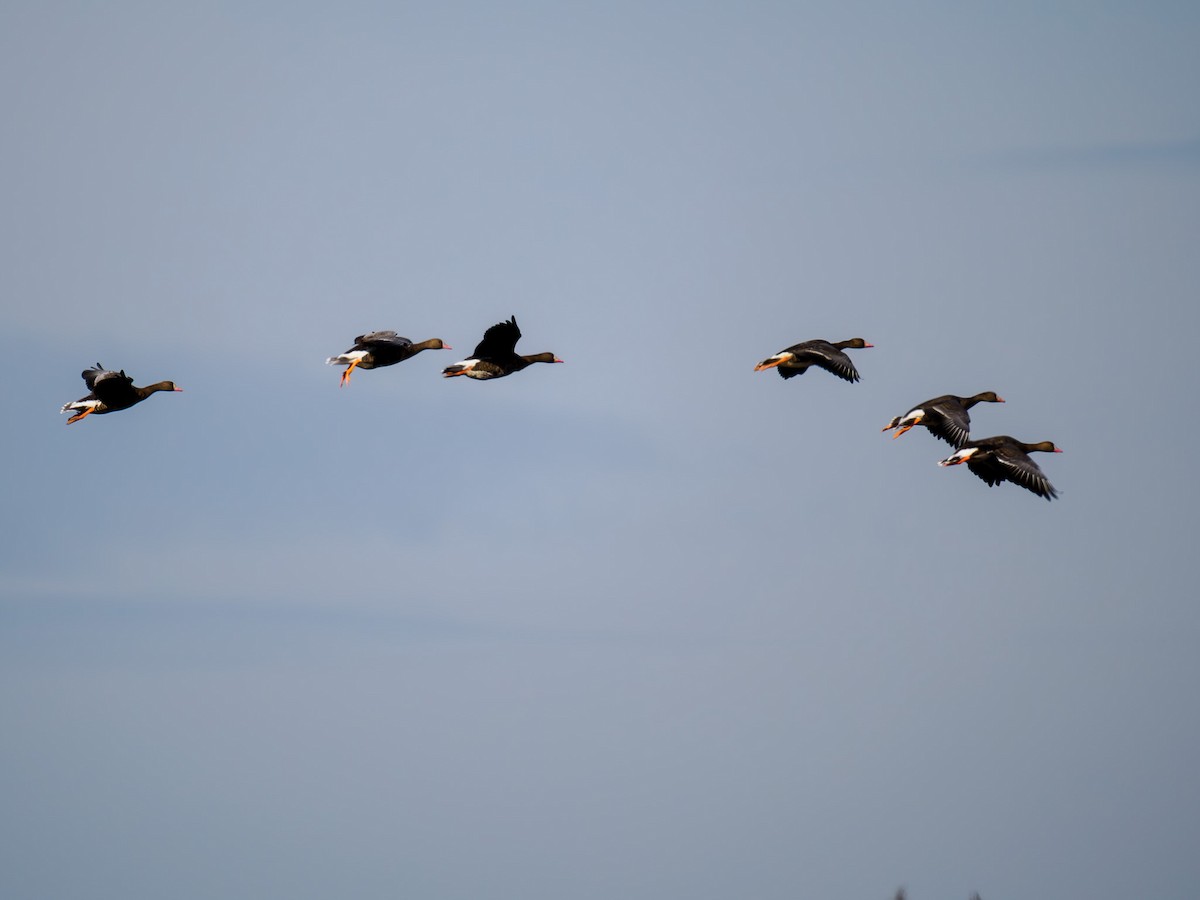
[964, 441, 1058, 500]
[82, 364, 125, 390]
[992, 445, 1059, 500]
[354, 332, 415, 366]
[965, 453, 1009, 488]
[776, 363, 810, 379]
[472, 316, 521, 359]
[85, 365, 136, 404]
[353, 331, 412, 349]
[791, 341, 860, 383]
[922, 396, 971, 447]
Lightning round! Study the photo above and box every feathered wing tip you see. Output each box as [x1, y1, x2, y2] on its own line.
[921, 413, 969, 448]
[941, 422, 971, 449]
[472, 316, 522, 358]
[1001, 458, 1059, 501]
[820, 354, 861, 382]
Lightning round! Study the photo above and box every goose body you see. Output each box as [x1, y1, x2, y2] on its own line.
[60, 364, 181, 424]
[754, 338, 873, 383]
[327, 332, 451, 386]
[882, 392, 1005, 447]
[442, 316, 562, 380]
[938, 435, 1062, 500]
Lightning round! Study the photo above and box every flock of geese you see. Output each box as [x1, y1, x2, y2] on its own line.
[60, 315, 1062, 501]
[751, 335, 1062, 500]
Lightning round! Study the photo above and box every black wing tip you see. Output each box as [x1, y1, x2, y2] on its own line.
[932, 425, 969, 448]
[823, 358, 860, 382]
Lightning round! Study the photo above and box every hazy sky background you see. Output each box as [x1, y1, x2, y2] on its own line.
[2, 2, 1198, 898]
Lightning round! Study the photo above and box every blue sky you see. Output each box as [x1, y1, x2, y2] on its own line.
[2, 3, 1199, 898]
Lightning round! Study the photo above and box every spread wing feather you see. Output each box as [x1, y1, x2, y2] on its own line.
[472, 316, 521, 359]
[354, 331, 412, 348]
[994, 448, 1059, 500]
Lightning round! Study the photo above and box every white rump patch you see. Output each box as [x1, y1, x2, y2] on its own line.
[443, 358, 481, 378]
[326, 350, 368, 366]
[938, 447, 977, 466]
[61, 399, 100, 414]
